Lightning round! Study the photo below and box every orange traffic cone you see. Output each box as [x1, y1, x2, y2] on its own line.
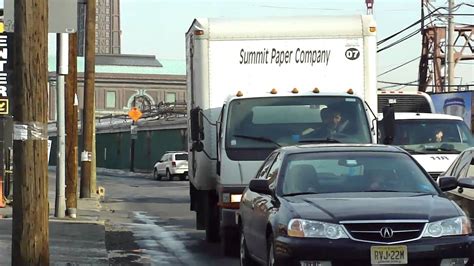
[0, 176, 5, 208]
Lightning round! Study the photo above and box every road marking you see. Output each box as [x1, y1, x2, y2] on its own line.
[131, 211, 194, 265]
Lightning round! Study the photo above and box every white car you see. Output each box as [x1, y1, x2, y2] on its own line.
[153, 151, 188, 181]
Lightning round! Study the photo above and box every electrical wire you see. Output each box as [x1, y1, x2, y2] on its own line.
[377, 7, 443, 46]
[377, 3, 472, 46]
[377, 28, 421, 53]
[378, 56, 421, 77]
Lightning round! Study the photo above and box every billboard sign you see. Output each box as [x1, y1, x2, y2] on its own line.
[431, 91, 473, 129]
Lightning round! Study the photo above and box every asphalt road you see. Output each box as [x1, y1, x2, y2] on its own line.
[97, 170, 239, 266]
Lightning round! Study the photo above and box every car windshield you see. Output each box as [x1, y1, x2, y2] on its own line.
[175, 153, 188, 160]
[280, 151, 438, 195]
[380, 119, 474, 154]
[225, 96, 371, 149]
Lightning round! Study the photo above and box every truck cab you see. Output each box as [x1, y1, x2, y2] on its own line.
[379, 112, 474, 179]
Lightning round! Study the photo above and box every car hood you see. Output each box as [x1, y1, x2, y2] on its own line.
[412, 154, 458, 174]
[285, 194, 461, 222]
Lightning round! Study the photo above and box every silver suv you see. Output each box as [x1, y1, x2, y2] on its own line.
[153, 151, 188, 181]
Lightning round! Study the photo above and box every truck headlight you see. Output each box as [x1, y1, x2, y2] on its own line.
[222, 193, 242, 203]
[231, 194, 242, 203]
[422, 216, 472, 238]
[288, 219, 349, 239]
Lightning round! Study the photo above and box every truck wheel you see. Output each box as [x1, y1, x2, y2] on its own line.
[205, 194, 220, 242]
[222, 228, 239, 257]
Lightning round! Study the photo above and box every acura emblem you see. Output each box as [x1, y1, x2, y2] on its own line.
[380, 227, 394, 238]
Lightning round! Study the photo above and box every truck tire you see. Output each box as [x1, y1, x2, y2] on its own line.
[221, 228, 239, 257]
[205, 193, 220, 242]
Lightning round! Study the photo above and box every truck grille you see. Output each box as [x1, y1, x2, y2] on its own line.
[378, 95, 432, 113]
[342, 221, 426, 244]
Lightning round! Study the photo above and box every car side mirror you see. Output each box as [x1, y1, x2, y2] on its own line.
[438, 176, 458, 191]
[249, 179, 272, 195]
[458, 177, 474, 189]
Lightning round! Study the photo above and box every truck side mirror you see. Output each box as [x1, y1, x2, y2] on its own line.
[191, 141, 204, 152]
[190, 107, 204, 141]
[382, 105, 395, 145]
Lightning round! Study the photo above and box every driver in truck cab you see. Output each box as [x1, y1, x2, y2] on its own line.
[303, 107, 349, 138]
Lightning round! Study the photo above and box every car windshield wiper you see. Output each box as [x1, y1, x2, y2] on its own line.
[233, 134, 281, 147]
[409, 192, 437, 197]
[399, 147, 427, 154]
[299, 138, 341, 144]
[282, 192, 320, 197]
[422, 146, 460, 153]
[362, 189, 403, 193]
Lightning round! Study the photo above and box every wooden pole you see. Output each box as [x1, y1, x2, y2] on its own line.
[11, 0, 49, 264]
[66, 32, 79, 216]
[80, 0, 96, 198]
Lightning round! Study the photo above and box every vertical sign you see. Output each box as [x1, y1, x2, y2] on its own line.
[0, 24, 9, 115]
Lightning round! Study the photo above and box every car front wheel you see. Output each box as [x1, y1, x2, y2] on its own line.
[240, 229, 256, 266]
[267, 234, 284, 266]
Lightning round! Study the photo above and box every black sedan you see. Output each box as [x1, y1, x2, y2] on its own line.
[238, 144, 474, 266]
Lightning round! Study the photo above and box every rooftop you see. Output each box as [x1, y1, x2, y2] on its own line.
[48, 56, 186, 75]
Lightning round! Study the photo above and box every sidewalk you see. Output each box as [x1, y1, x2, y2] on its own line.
[0, 171, 108, 265]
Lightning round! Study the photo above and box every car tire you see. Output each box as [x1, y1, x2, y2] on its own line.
[179, 174, 187, 181]
[267, 234, 282, 266]
[166, 169, 172, 181]
[154, 169, 161, 181]
[240, 229, 257, 266]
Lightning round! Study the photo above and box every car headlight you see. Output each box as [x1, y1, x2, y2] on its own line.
[422, 216, 472, 238]
[287, 219, 349, 239]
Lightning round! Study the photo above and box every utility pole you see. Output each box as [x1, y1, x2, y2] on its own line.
[11, 0, 49, 264]
[66, 32, 79, 218]
[55, 33, 68, 218]
[447, 0, 455, 92]
[80, 0, 96, 198]
[419, 0, 429, 92]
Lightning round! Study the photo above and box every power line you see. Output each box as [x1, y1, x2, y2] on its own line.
[377, 3, 472, 47]
[377, 7, 444, 46]
[378, 56, 421, 77]
[378, 28, 421, 53]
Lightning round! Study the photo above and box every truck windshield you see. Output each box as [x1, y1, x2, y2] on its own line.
[384, 119, 474, 154]
[225, 96, 371, 151]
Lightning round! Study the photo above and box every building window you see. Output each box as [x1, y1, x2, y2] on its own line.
[106, 91, 116, 108]
[165, 92, 176, 103]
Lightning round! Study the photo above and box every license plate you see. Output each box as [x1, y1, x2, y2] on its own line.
[370, 245, 408, 265]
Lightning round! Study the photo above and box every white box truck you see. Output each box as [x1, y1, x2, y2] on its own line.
[186, 15, 378, 254]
